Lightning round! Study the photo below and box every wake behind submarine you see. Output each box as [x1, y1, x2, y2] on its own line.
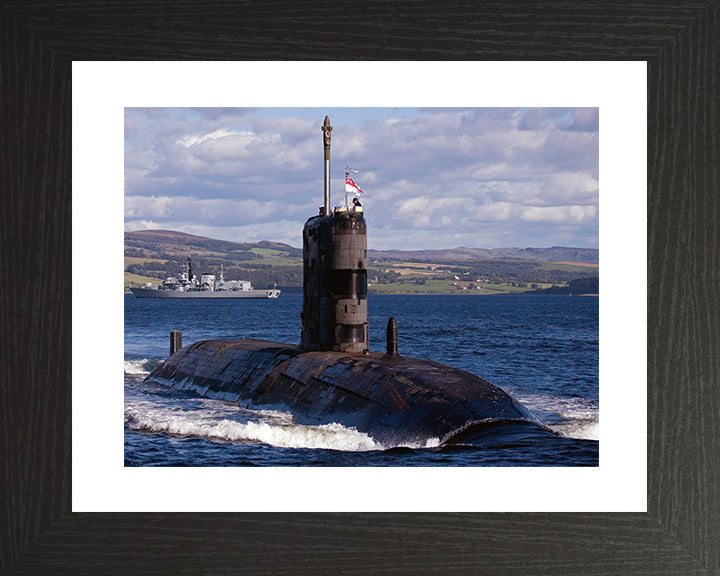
[146, 116, 555, 447]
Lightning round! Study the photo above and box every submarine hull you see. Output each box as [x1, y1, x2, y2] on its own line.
[146, 338, 548, 446]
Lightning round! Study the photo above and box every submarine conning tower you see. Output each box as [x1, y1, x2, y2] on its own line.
[301, 116, 369, 354]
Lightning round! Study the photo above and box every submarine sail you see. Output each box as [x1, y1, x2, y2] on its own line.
[302, 117, 368, 354]
[144, 116, 552, 447]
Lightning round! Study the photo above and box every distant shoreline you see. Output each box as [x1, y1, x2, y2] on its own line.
[124, 289, 599, 297]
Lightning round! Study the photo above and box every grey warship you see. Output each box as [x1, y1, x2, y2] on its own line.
[145, 116, 553, 447]
[130, 257, 280, 299]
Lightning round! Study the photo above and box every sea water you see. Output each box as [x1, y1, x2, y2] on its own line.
[124, 293, 599, 466]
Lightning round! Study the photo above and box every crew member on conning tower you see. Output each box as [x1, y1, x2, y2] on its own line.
[300, 117, 369, 354]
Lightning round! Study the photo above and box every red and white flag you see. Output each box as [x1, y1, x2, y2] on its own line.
[345, 175, 364, 195]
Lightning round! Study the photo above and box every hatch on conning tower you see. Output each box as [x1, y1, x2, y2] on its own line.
[300, 116, 369, 354]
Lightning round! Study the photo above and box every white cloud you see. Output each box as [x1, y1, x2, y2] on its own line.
[125, 195, 175, 219]
[567, 108, 599, 132]
[473, 201, 513, 221]
[125, 107, 599, 249]
[125, 219, 164, 231]
[177, 128, 247, 148]
[520, 205, 597, 223]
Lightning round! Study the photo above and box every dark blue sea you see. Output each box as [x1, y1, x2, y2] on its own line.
[125, 293, 598, 466]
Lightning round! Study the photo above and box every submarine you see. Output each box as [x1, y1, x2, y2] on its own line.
[145, 116, 554, 447]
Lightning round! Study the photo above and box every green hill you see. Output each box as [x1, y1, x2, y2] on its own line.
[124, 229, 599, 294]
[124, 230, 303, 290]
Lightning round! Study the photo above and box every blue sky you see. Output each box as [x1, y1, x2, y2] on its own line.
[124, 107, 599, 250]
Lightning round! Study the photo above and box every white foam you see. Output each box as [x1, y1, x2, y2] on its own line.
[512, 393, 600, 441]
[551, 419, 599, 441]
[124, 358, 161, 375]
[125, 401, 382, 451]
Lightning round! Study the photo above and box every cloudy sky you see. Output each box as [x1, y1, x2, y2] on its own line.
[124, 107, 598, 250]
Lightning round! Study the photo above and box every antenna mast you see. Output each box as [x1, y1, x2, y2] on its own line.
[322, 116, 332, 216]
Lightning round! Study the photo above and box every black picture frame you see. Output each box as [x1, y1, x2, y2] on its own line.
[2, 2, 718, 574]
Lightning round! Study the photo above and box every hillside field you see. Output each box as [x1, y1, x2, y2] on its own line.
[125, 229, 598, 295]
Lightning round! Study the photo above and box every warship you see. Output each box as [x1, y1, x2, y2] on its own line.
[144, 116, 553, 447]
[130, 258, 280, 299]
